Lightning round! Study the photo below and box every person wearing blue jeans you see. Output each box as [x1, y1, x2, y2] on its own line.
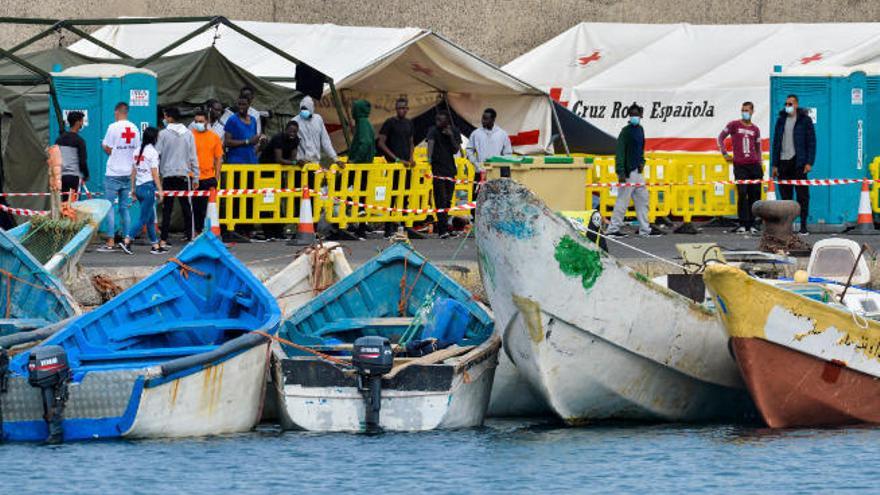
[101, 176, 132, 251]
[98, 102, 140, 253]
[123, 127, 166, 255]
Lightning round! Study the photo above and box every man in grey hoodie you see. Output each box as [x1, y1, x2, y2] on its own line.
[156, 106, 199, 247]
[292, 96, 343, 166]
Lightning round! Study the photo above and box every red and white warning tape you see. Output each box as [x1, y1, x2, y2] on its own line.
[0, 203, 49, 216]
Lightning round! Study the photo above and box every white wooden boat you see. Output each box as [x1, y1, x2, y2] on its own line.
[276, 242, 499, 432]
[475, 179, 754, 423]
[264, 242, 353, 316]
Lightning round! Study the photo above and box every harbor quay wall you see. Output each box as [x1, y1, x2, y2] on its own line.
[69, 256, 828, 308]
[3, 1, 880, 65]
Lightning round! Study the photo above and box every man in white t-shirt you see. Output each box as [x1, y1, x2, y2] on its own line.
[97, 102, 141, 253]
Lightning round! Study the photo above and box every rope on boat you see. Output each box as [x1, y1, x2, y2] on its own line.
[253, 330, 353, 368]
[168, 258, 208, 279]
[574, 223, 687, 271]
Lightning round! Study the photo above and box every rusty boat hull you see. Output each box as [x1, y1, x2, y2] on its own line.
[705, 264, 880, 428]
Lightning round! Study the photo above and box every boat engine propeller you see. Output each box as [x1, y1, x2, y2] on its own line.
[352, 336, 393, 434]
[27, 346, 70, 444]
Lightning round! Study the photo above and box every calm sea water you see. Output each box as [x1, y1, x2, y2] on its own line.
[1, 419, 876, 494]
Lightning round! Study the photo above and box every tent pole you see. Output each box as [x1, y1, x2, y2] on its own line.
[215, 18, 349, 147]
[5, 22, 63, 55]
[47, 79, 66, 135]
[0, 47, 63, 132]
[328, 81, 351, 148]
[548, 96, 570, 156]
[66, 17, 217, 26]
[62, 23, 133, 59]
[135, 18, 222, 67]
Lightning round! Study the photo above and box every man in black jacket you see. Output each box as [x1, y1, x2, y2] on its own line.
[772, 94, 816, 234]
[55, 111, 89, 199]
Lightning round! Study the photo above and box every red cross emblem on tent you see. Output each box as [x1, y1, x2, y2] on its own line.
[577, 51, 601, 66]
[410, 63, 434, 76]
[549, 87, 569, 107]
[121, 126, 136, 144]
[800, 53, 823, 65]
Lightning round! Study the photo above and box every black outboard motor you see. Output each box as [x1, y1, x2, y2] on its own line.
[0, 347, 8, 441]
[27, 346, 70, 444]
[352, 336, 393, 434]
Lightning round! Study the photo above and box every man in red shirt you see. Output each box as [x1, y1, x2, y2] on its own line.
[718, 101, 763, 234]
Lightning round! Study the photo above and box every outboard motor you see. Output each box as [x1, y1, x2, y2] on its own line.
[352, 336, 393, 434]
[0, 347, 8, 441]
[27, 346, 70, 444]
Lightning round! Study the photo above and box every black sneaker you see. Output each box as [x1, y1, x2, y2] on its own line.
[606, 231, 628, 238]
[150, 245, 169, 254]
[639, 227, 665, 238]
[799, 229, 810, 236]
[439, 232, 451, 239]
[119, 242, 134, 255]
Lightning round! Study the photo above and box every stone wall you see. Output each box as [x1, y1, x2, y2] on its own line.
[2, 1, 880, 64]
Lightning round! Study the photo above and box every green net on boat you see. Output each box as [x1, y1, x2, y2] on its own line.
[19, 215, 88, 265]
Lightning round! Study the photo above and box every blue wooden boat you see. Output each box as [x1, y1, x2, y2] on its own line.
[0, 233, 280, 442]
[0, 199, 111, 336]
[276, 241, 499, 432]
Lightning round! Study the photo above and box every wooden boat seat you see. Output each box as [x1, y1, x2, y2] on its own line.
[317, 317, 413, 336]
[77, 344, 219, 363]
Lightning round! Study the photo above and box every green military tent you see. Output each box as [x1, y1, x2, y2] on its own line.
[0, 47, 303, 209]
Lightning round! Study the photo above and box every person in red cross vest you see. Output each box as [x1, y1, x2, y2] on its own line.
[98, 102, 140, 254]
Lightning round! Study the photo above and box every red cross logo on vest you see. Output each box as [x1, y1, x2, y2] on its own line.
[800, 53, 823, 65]
[121, 126, 136, 144]
[577, 51, 601, 66]
[410, 63, 434, 77]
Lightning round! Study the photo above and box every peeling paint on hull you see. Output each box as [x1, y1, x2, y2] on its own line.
[705, 264, 880, 427]
[475, 179, 752, 423]
[125, 344, 270, 438]
[282, 345, 498, 432]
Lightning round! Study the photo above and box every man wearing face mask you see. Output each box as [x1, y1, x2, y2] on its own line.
[192, 110, 223, 235]
[718, 101, 763, 234]
[772, 94, 815, 235]
[190, 99, 227, 143]
[605, 103, 664, 238]
[292, 96, 343, 167]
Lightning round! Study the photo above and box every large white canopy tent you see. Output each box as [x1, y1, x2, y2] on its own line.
[504, 22, 880, 152]
[70, 20, 561, 154]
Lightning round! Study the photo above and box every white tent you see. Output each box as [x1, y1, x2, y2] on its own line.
[505, 22, 880, 152]
[70, 20, 555, 153]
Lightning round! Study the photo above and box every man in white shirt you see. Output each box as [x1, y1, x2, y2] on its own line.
[466, 108, 513, 171]
[98, 102, 140, 253]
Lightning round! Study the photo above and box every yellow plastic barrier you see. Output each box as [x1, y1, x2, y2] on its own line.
[218, 161, 432, 230]
[870, 157, 880, 213]
[585, 155, 672, 222]
[585, 152, 769, 222]
[218, 163, 310, 230]
[319, 161, 432, 228]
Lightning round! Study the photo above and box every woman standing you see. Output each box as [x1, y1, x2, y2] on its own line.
[123, 127, 167, 255]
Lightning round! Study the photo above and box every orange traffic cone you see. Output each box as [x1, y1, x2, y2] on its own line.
[206, 187, 221, 237]
[290, 188, 316, 245]
[852, 178, 878, 235]
[766, 180, 777, 201]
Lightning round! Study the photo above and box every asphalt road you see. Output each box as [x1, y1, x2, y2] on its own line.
[78, 225, 880, 269]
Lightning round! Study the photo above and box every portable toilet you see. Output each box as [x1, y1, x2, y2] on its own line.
[49, 64, 157, 236]
[770, 65, 870, 232]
